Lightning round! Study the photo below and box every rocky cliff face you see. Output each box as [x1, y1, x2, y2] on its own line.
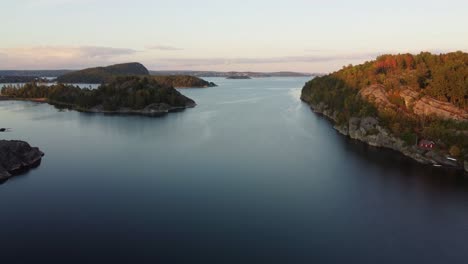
[0, 140, 44, 181]
[359, 85, 395, 112]
[360, 85, 468, 121]
[412, 96, 468, 121]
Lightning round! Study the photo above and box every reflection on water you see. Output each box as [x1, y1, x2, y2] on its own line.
[0, 77, 467, 264]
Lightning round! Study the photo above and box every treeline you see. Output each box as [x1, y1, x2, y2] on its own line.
[1, 76, 194, 111]
[151, 75, 216, 87]
[301, 76, 378, 124]
[334, 51, 467, 109]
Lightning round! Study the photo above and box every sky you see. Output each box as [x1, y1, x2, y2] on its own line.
[0, 0, 467, 72]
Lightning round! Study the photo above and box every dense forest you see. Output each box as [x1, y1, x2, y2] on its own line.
[302, 52, 468, 157]
[332, 51, 467, 109]
[1, 76, 195, 111]
[56, 62, 150, 83]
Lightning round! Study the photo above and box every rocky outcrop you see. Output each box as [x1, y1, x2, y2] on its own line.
[0, 140, 44, 181]
[359, 85, 396, 112]
[412, 96, 468, 121]
[304, 100, 465, 171]
[360, 85, 468, 121]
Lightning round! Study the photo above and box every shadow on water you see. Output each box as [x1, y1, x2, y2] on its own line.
[304, 104, 468, 192]
[336, 127, 468, 191]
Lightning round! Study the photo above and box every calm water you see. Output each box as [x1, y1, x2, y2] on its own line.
[0, 77, 467, 264]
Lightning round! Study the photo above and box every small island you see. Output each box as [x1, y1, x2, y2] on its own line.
[301, 52, 468, 172]
[0, 140, 44, 182]
[152, 75, 217, 88]
[226, 76, 252, 79]
[1, 76, 197, 116]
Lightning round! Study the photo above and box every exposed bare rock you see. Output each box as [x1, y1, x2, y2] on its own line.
[360, 85, 468, 121]
[412, 96, 468, 121]
[359, 85, 395, 111]
[399, 89, 419, 105]
[0, 140, 44, 181]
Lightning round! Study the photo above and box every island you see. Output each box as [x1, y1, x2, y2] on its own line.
[0, 140, 44, 182]
[1, 76, 196, 116]
[226, 76, 252, 80]
[301, 52, 468, 172]
[54, 62, 217, 88]
[151, 75, 217, 88]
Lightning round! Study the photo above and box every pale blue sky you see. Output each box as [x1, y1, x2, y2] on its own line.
[0, 0, 467, 72]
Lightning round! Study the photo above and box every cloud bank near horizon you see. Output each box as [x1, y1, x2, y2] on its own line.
[0, 46, 138, 69]
[0, 45, 465, 72]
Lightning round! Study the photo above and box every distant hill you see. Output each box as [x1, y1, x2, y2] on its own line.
[0, 70, 72, 78]
[0, 76, 50, 83]
[226, 76, 252, 79]
[151, 70, 318, 78]
[56, 63, 150, 83]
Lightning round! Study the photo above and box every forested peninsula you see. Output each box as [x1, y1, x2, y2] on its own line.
[301, 52, 468, 172]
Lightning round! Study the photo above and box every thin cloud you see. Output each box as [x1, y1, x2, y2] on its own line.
[78, 46, 138, 58]
[24, 0, 93, 7]
[0, 45, 138, 69]
[155, 52, 382, 67]
[147, 45, 183, 51]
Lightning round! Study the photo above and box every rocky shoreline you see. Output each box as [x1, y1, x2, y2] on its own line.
[53, 101, 197, 116]
[302, 100, 467, 174]
[0, 140, 44, 181]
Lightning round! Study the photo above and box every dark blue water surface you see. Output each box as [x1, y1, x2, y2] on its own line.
[1, 78, 467, 264]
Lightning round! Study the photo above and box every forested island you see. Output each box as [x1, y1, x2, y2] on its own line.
[226, 76, 252, 79]
[301, 52, 468, 172]
[151, 75, 216, 88]
[1, 76, 196, 116]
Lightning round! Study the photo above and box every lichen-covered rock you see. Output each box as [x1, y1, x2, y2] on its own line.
[0, 140, 44, 180]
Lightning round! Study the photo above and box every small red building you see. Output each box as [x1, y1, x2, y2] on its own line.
[419, 140, 435, 149]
